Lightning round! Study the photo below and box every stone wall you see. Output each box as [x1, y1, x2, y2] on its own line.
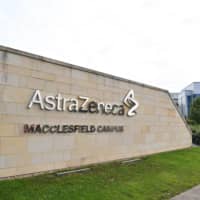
[0, 46, 192, 178]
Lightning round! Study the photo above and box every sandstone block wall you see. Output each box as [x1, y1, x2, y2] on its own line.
[0, 46, 192, 178]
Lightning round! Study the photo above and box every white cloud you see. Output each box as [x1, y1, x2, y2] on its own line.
[1, 0, 200, 92]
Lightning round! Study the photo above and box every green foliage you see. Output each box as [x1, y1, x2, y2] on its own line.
[189, 124, 200, 145]
[189, 97, 200, 123]
[0, 148, 200, 200]
[186, 119, 196, 125]
[190, 124, 200, 135]
[192, 135, 200, 145]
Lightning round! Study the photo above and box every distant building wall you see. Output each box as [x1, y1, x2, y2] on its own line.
[177, 83, 200, 118]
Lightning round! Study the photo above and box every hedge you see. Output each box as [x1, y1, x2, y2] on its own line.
[192, 134, 200, 145]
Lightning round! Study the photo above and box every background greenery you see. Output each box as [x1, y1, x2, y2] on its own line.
[189, 124, 200, 145]
[189, 97, 200, 124]
[190, 124, 200, 135]
[188, 97, 200, 144]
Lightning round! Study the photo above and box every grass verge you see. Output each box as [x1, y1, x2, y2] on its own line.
[0, 148, 200, 200]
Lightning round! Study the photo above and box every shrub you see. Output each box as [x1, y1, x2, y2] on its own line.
[189, 97, 200, 123]
[187, 119, 196, 125]
[192, 135, 200, 145]
[188, 124, 200, 145]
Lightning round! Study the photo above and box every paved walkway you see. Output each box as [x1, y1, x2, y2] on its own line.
[171, 185, 200, 200]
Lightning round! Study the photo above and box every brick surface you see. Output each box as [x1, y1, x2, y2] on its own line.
[0, 49, 192, 178]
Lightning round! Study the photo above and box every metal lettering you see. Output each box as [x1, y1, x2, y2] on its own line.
[27, 89, 139, 117]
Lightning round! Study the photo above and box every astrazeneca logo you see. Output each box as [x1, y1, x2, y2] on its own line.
[123, 90, 139, 116]
[28, 89, 139, 117]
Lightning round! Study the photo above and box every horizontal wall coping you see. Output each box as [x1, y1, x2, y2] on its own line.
[0, 45, 168, 93]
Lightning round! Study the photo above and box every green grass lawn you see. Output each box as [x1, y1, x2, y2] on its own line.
[0, 148, 200, 200]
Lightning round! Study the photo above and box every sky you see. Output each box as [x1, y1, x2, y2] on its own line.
[0, 0, 200, 92]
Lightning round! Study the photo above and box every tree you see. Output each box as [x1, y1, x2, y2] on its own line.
[189, 97, 200, 124]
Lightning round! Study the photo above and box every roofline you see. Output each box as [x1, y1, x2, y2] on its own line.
[181, 83, 193, 92]
[182, 82, 200, 92]
[0, 45, 168, 93]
